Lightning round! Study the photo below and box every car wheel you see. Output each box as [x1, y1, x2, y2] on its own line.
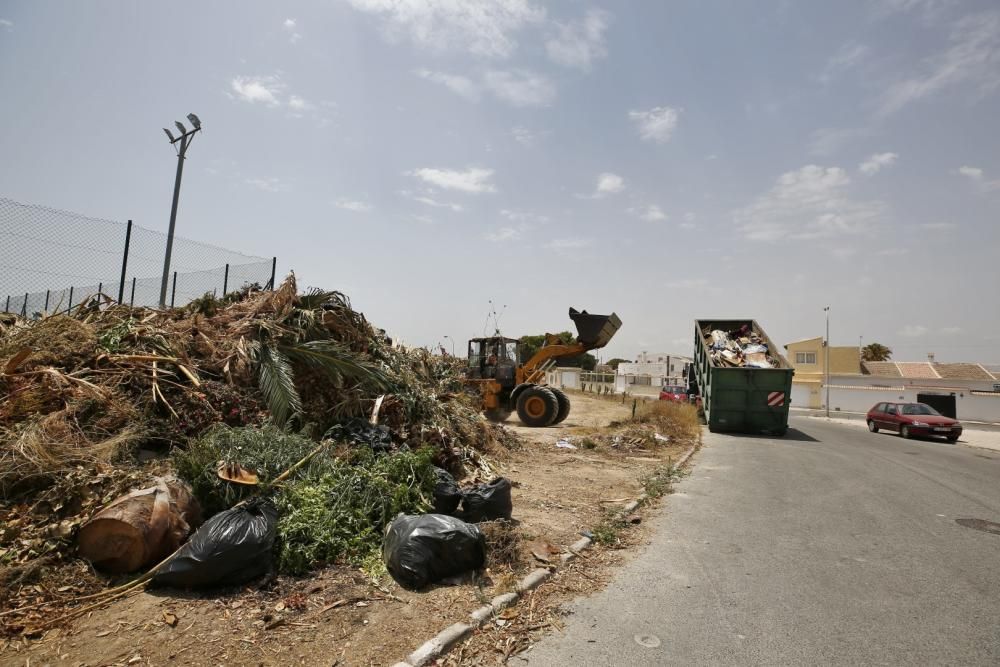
[900, 425, 911, 439]
[946, 436, 958, 443]
[868, 420, 879, 433]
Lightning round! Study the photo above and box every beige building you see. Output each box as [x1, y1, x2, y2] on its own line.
[784, 337, 861, 408]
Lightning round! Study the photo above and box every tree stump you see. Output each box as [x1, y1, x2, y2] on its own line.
[77, 476, 201, 573]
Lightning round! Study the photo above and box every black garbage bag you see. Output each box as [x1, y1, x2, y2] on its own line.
[460, 477, 513, 523]
[432, 467, 462, 515]
[152, 499, 278, 589]
[382, 514, 486, 590]
[326, 420, 393, 452]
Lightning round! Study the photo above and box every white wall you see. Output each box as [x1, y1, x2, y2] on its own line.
[820, 375, 1000, 422]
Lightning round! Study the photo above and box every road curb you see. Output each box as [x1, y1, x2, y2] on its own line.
[392, 442, 699, 666]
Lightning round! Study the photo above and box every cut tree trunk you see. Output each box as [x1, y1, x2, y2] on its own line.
[76, 476, 201, 573]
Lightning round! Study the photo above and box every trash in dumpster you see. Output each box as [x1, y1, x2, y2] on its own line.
[704, 325, 778, 369]
[460, 477, 513, 522]
[431, 467, 462, 515]
[382, 514, 486, 589]
[152, 498, 278, 589]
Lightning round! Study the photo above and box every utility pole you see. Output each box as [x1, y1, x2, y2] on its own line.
[824, 306, 831, 418]
[158, 114, 202, 307]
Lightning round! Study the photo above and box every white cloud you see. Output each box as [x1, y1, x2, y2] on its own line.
[831, 247, 858, 260]
[416, 69, 481, 101]
[500, 209, 549, 224]
[665, 278, 710, 289]
[414, 196, 463, 212]
[345, 0, 545, 58]
[873, 0, 955, 21]
[246, 177, 289, 193]
[283, 18, 302, 43]
[545, 237, 593, 252]
[411, 167, 497, 193]
[877, 11, 1000, 118]
[808, 127, 870, 157]
[511, 125, 542, 147]
[586, 172, 625, 198]
[411, 214, 436, 225]
[899, 324, 929, 337]
[941, 326, 963, 335]
[628, 107, 680, 144]
[335, 198, 372, 212]
[680, 212, 697, 229]
[288, 95, 313, 111]
[483, 70, 555, 107]
[958, 165, 983, 179]
[230, 75, 284, 106]
[818, 42, 869, 84]
[484, 226, 522, 242]
[920, 222, 956, 230]
[735, 165, 884, 241]
[859, 152, 899, 175]
[0, 18, 12, 30]
[545, 9, 610, 71]
[629, 205, 667, 221]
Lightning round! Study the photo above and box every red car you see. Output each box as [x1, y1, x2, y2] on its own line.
[866, 402, 963, 442]
[659, 385, 688, 403]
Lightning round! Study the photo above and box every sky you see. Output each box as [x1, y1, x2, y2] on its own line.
[1, 0, 999, 363]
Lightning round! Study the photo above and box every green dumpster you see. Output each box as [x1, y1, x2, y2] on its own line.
[693, 319, 794, 436]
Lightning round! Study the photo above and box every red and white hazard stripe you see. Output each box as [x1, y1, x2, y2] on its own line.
[767, 391, 785, 407]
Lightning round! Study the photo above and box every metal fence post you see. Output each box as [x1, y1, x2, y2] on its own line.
[44, 290, 50, 312]
[130, 277, 136, 307]
[5, 295, 9, 313]
[118, 219, 132, 303]
[269, 257, 277, 290]
[223, 263, 229, 296]
[170, 271, 178, 307]
[68, 286, 74, 312]
[21, 293, 28, 317]
[98, 282, 103, 298]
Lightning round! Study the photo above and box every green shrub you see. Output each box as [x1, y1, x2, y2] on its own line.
[275, 447, 436, 574]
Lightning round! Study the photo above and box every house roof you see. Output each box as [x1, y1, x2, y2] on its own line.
[862, 361, 998, 381]
[783, 336, 822, 348]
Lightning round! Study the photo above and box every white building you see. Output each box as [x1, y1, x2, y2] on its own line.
[616, 352, 692, 389]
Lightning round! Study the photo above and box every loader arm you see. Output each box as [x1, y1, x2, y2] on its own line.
[517, 340, 588, 385]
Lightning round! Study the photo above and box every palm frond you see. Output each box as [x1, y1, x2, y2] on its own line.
[281, 340, 390, 390]
[297, 288, 339, 310]
[256, 341, 302, 427]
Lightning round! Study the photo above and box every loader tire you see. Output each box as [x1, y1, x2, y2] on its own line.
[551, 388, 571, 424]
[484, 407, 512, 423]
[516, 387, 560, 427]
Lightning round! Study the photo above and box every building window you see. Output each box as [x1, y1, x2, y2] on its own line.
[796, 352, 816, 364]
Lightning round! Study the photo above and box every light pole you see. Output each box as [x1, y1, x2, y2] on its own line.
[824, 306, 830, 418]
[443, 335, 456, 356]
[158, 113, 202, 307]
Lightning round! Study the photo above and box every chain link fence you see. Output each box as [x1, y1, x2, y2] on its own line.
[1, 197, 275, 316]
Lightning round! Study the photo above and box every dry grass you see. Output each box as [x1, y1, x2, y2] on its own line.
[631, 400, 701, 440]
[480, 519, 523, 569]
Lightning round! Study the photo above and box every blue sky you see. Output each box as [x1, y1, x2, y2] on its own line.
[1, 0, 998, 362]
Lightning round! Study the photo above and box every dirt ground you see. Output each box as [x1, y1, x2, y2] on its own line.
[0, 392, 696, 667]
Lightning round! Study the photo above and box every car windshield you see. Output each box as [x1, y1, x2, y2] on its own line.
[901, 404, 941, 416]
[663, 386, 685, 393]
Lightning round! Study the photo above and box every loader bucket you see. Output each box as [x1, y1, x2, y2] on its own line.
[569, 308, 622, 350]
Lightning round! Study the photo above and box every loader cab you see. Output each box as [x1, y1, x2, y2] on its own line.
[467, 336, 519, 387]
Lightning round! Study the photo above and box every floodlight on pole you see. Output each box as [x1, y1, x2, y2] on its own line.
[158, 113, 203, 307]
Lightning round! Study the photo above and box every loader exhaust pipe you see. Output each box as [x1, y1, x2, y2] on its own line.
[569, 307, 622, 350]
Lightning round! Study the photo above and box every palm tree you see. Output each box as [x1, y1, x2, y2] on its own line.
[862, 343, 892, 362]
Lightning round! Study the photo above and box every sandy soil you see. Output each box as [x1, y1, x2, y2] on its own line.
[0, 392, 695, 667]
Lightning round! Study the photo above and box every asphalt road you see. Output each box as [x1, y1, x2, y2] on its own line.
[523, 417, 1000, 666]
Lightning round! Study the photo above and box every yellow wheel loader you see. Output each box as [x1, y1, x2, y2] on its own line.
[464, 308, 622, 427]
